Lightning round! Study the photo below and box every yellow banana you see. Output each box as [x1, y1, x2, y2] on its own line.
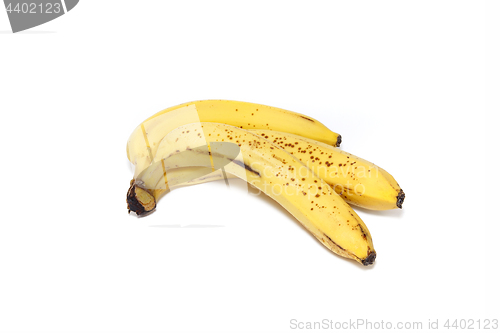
[251, 130, 404, 210]
[141, 129, 404, 210]
[127, 122, 376, 266]
[126, 100, 341, 178]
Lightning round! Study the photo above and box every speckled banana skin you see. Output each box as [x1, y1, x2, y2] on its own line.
[126, 100, 341, 178]
[131, 122, 376, 266]
[147, 129, 404, 210]
[257, 131, 404, 210]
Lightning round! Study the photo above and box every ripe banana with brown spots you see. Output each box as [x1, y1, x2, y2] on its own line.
[126, 100, 341, 178]
[133, 129, 404, 210]
[127, 122, 376, 266]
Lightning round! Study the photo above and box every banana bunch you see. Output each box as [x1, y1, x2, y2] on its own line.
[126, 100, 404, 266]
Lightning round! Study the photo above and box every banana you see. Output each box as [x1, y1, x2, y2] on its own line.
[127, 122, 376, 266]
[247, 130, 404, 210]
[140, 129, 404, 210]
[126, 100, 342, 178]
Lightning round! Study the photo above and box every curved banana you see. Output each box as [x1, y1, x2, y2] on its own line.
[142, 129, 404, 210]
[127, 122, 376, 266]
[127, 100, 341, 178]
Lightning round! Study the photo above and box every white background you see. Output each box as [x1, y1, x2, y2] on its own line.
[0, 1, 496, 332]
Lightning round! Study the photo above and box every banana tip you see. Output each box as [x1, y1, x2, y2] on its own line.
[127, 180, 156, 216]
[396, 189, 405, 209]
[361, 251, 376, 266]
[336, 135, 342, 147]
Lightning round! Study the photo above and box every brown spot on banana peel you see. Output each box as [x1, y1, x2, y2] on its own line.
[397, 189, 405, 209]
[356, 223, 368, 241]
[231, 159, 261, 176]
[127, 181, 156, 216]
[300, 115, 315, 122]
